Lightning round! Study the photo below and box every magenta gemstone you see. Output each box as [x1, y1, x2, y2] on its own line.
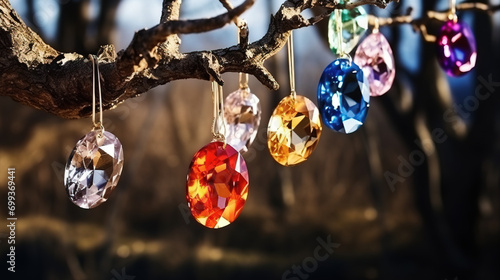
[436, 20, 477, 77]
[354, 32, 395, 96]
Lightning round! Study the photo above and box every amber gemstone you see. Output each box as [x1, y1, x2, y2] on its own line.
[267, 95, 322, 166]
[186, 141, 249, 229]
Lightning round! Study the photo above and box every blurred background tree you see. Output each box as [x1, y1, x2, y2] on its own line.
[0, 0, 499, 279]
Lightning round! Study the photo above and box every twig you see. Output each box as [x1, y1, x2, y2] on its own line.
[0, 0, 394, 118]
[369, 2, 500, 42]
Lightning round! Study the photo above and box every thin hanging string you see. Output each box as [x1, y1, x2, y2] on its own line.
[218, 84, 226, 141]
[90, 55, 103, 132]
[238, 21, 249, 90]
[211, 80, 226, 142]
[372, 16, 380, 33]
[335, 9, 352, 63]
[212, 80, 218, 139]
[335, 9, 344, 57]
[449, 0, 458, 22]
[287, 31, 296, 99]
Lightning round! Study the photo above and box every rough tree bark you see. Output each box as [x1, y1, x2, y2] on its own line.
[0, 0, 393, 118]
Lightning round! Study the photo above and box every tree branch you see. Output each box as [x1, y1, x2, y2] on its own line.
[0, 0, 394, 119]
[369, 3, 500, 42]
[161, 0, 182, 22]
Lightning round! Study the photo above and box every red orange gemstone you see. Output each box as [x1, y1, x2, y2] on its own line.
[186, 141, 249, 229]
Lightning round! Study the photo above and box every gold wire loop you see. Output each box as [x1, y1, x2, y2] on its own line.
[211, 80, 226, 142]
[92, 123, 105, 134]
[89, 55, 104, 134]
[449, 0, 458, 22]
[340, 53, 353, 65]
[239, 72, 249, 90]
[373, 16, 380, 33]
[287, 31, 296, 99]
[335, 9, 345, 57]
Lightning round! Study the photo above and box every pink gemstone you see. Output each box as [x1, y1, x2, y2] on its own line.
[224, 88, 261, 153]
[354, 32, 396, 96]
[64, 130, 124, 209]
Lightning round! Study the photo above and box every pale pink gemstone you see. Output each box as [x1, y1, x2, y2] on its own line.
[354, 32, 396, 96]
[224, 88, 261, 153]
[64, 130, 124, 209]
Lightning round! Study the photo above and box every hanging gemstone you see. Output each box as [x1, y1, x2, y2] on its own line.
[64, 130, 124, 209]
[328, 6, 368, 55]
[317, 58, 370, 134]
[267, 95, 322, 166]
[224, 88, 261, 153]
[186, 141, 249, 229]
[354, 32, 396, 96]
[436, 20, 477, 77]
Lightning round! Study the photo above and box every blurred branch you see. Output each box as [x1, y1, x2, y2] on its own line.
[0, 0, 394, 118]
[219, 0, 245, 28]
[161, 0, 182, 22]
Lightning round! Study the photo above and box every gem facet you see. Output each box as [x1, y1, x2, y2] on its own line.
[317, 58, 370, 134]
[267, 95, 322, 166]
[64, 130, 124, 209]
[224, 88, 261, 153]
[436, 20, 477, 77]
[186, 141, 249, 229]
[328, 7, 368, 55]
[354, 32, 395, 96]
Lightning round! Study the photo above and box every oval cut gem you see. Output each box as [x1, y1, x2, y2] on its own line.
[328, 6, 368, 55]
[224, 88, 261, 153]
[436, 20, 477, 76]
[354, 32, 395, 96]
[64, 130, 124, 209]
[317, 58, 370, 134]
[186, 141, 249, 229]
[267, 95, 322, 166]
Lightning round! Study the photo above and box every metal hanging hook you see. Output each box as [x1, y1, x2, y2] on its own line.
[449, 0, 458, 22]
[211, 80, 226, 142]
[287, 31, 296, 99]
[335, 9, 344, 57]
[335, 9, 352, 63]
[373, 16, 380, 33]
[90, 55, 104, 133]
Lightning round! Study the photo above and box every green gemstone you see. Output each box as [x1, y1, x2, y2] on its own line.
[328, 6, 368, 55]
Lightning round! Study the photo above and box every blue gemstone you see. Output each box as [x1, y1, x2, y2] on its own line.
[317, 58, 370, 134]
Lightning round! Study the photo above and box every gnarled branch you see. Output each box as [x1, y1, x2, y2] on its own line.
[0, 0, 394, 118]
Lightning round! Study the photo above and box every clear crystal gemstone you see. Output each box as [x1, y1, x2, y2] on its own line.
[354, 32, 396, 96]
[224, 88, 261, 153]
[64, 130, 124, 209]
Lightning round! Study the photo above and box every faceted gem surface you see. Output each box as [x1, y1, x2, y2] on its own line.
[436, 20, 477, 76]
[267, 95, 322, 166]
[317, 58, 370, 134]
[328, 6, 368, 55]
[354, 32, 395, 96]
[224, 88, 261, 154]
[186, 141, 249, 229]
[64, 130, 124, 209]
